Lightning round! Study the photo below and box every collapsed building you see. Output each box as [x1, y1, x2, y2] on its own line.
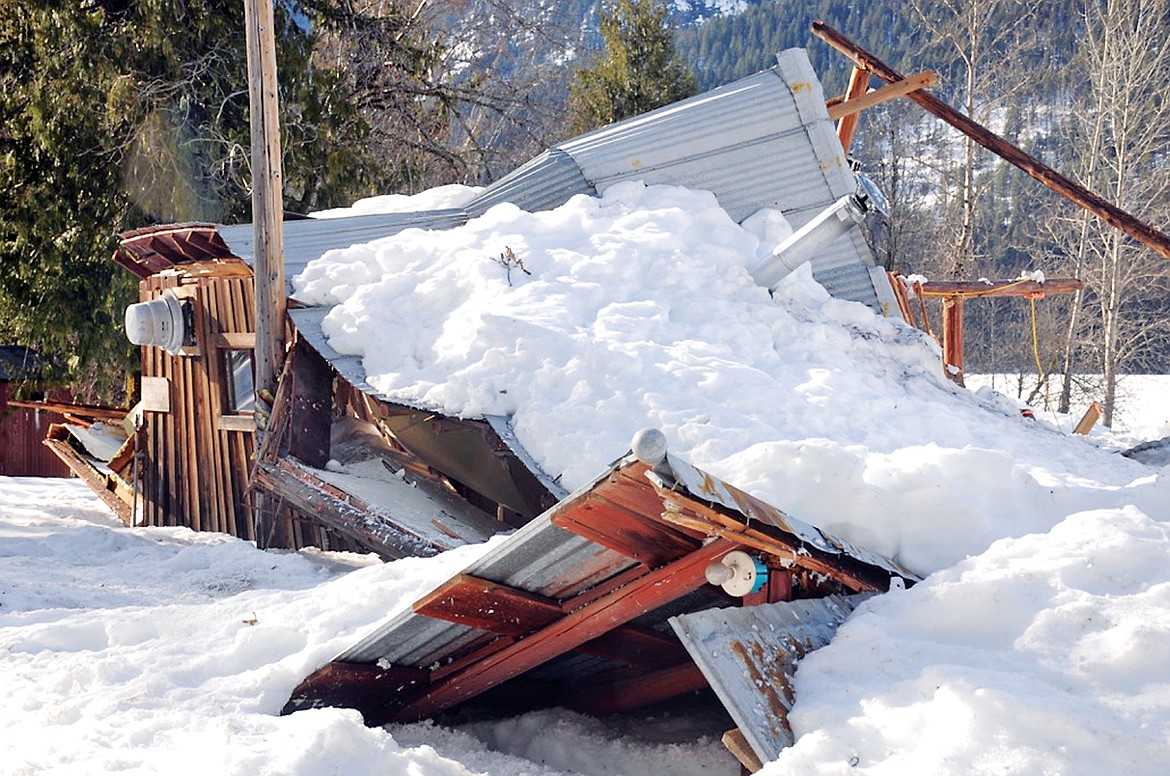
[43, 24, 1168, 771]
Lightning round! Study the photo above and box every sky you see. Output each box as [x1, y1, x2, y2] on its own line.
[3, 182, 1168, 774]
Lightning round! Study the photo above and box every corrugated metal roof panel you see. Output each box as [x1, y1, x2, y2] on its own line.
[465, 149, 595, 218]
[218, 210, 467, 295]
[554, 49, 855, 223]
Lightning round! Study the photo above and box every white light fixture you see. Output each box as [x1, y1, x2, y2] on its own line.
[705, 550, 769, 597]
[124, 292, 188, 355]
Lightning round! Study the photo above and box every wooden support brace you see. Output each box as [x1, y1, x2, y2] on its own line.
[388, 538, 739, 723]
[811, 20, 1170, 261]
[941, 295, 965, 386]
[827, 70, 938, 121]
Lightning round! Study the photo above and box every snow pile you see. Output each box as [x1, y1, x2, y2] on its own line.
[771, 506, 1170, 775]
[295, 181, 1166, 575]
[5, 181, 1170, 774]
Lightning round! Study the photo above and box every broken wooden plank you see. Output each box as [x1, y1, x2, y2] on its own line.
[670, 594, 871, 765]
[722, 728, 764, 774]
[43, 426, 133, 524]
[287, 336, 333, 469]
[811, 20, 1170, 261]
[251, 458, 445, 559]
[1073, 401, 1103, 435]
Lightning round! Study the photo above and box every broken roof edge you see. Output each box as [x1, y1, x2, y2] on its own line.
[284, 431, 913, 723]
[629, 428, 918, 583]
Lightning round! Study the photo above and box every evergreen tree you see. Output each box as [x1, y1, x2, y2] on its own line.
[568, 0, 698, 136]
[0, 0, 378, 399]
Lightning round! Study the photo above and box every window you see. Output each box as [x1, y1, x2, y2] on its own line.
[222, 350, 255, 414]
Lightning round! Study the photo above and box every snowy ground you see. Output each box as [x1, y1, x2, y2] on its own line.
[4, 184, 1169, 774]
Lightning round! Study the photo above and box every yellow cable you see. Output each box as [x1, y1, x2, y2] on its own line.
[1030, 297, 1049, 408]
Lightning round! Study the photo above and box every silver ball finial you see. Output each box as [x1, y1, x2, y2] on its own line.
[631, 428, 668, 467]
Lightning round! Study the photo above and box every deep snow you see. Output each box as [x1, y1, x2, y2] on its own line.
[4, 182, 1169, 774]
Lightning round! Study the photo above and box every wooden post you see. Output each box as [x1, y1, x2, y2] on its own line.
[244, 0, 286, 418]
[941, 296, 964, 386]
[835, 66, 870, 153]
[245, 0, 287, 546]
[810, 21, 1170, 262]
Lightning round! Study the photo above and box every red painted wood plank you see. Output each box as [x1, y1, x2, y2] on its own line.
[566, 661, 709, 716]
[282, 661, 428, 718]
[390, 538, 738, 722]
[551, 494, 700, 567]
[413, 574, 565, 637]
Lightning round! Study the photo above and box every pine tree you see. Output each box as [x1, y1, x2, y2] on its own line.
[567, 0, 698, 136]
[0, 1, 377, 399]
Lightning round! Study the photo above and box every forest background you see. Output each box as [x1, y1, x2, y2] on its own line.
[1, 0, 1167, 427]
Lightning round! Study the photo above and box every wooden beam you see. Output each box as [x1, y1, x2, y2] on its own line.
[282, 661, 428, 718]
[388, 538, 739, 723]
[827, 70, 937, 121]
[413, 574, 565, 637]
[833, 66, 870, 153]
[565, 661, 709, 716]
[414, 574, 694, 668]
[915, 278, 1084, 298]
[576, 624, 691, 670]
[722, 728, 764, 774]
[551, 493, 701, 568]
[5, 400, 127, 422]
[810, 21, 1170, 261]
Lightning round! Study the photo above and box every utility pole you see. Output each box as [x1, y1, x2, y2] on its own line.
[244, 0, 287, 547]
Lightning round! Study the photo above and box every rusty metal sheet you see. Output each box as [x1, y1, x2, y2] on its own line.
[654, 453, 918, 581]
[669, 594, 872, 764]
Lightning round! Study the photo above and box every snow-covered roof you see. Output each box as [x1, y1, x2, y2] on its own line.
[216, 47, 890, 313]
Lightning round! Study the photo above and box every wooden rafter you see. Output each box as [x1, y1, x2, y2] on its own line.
[386, 538, 739, 723]
[811, 20, 1170, 261]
